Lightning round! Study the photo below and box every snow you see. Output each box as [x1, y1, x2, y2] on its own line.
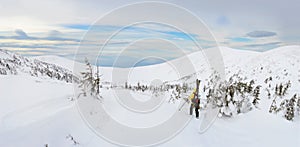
[1, 46, 300, 147]
[0, 49, 13, 59]
[32, 55, 77, 72]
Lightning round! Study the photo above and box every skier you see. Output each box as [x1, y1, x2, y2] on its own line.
[194, 97, 200, 119]
[187, 79, 200, 115]
[193, 79, 201, 118]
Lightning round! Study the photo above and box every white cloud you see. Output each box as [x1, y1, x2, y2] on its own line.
[0, 0, 299, 66]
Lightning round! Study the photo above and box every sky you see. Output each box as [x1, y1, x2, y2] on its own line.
[0, 0, 299, 67]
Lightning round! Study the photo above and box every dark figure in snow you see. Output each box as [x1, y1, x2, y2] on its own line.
[194, 98, 200, 119]
[190, 79, 201, 115]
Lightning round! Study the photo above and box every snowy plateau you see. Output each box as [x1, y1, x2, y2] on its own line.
[0, 46, 300, 147]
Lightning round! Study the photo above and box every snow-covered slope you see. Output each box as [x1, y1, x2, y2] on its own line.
[32, 55, 77, 72]
[0, 49, 79, 83]
[0, 46, 299, 147]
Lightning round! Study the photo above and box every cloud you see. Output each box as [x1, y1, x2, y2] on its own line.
[241, 42, 282, 52]
[0, 43, 58, 49]
[0, 29, 80, 42]
[64, 23, 202, 42]
[1, 0, 299, 68]
[158, 30, 199, 41]
[133, 57, 166, 67]
[244, 42, 281, 47]
[230, 37, 252, 42]
[246, 31, 277, 38]
[216, 15, 230, 26]
[44, 30, 80, 41]
[47, 30, 63, 38]
[63, 24, 91, 30]
[15, 29, 29, 39]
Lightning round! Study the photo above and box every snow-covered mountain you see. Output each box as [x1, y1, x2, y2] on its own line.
[0, 46, 299, 147]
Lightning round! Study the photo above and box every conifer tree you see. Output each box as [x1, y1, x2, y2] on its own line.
[269, 99, 277, 113]
[275, 84, 279, 95]
[285, 94, 297, 121]
[252, 86, 260, 107]
[297, 96, 300, 115]
[78, 58, 101, 99]
[279, 84, 283, 96]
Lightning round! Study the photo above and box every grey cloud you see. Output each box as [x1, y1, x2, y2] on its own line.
[241, 42, 282, 52]
[43, 36, 79, 42]
[48, 30, 63, 38]
[45, 30, 80, 42]
[0, 43, 61, 49]
[244, 42, 281, 47]
[0, 30, 80, 42]
[15, 29, 29, 39]
[247, 31, 277, 38]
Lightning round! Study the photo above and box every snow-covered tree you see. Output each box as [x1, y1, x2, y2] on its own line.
[78, 59, 101, 100]
[252, 86, 261, 107]
[284, 94, 297, 121]
[275, 84, 279, 95]
[297, 96, 300, 115]
[269, 99, 278, 113]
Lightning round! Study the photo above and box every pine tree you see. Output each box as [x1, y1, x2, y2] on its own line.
[95, 66, 100, 95]
[125, 82, 128, 89]
[267, 89, 271, 99]
[279, 84, 283, 96]
[79, 59, 93, 97]
[275, 84, 278, 95]
[269, 99, 277, 113]
[137, 82, 141, 91]
[248, 80, 255, 93]
[175, 85, 181, 99]
[285, 94, 297, 121]
[229, 85, 235, 98]
[297, 96, 300, 115]
[78, 58, 101, 99]
[287, 80, 291, 88]
[252, 86, 260, 107]
[282, 87, 287, 96]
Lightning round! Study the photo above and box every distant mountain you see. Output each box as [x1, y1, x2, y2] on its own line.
[2, 45, 300, 85]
